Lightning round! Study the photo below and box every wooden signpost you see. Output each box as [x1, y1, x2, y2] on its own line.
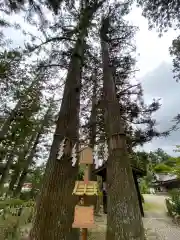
[72, 146, 98, 240]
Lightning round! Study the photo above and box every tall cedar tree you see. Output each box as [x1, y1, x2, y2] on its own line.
[100, 6, 145, 240]
[30, 1, 105, 240]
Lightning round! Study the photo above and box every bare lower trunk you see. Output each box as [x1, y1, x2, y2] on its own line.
[30, 2, 104, 239]
[30, 44, 82, 240]
[100, 17, 145, 240]
[107, 140, 144, 239]
[89, 71, 99, 210]
[30, 40, 83, 240]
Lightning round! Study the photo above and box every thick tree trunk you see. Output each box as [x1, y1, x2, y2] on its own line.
[30, 2, 104, 240]
[100, 17, 145, 240]
[89, 71, 98, 181]
[88, 71, 101, 213]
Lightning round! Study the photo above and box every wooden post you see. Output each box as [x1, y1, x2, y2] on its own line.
[72, 147, 98, 239]
[81, 228, 88, 240]
[81, 164, 90, 240]
[133, 171, 144, 217]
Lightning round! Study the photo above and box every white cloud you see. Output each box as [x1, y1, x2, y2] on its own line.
[139, 63, 180, 156]
[126, 5, 179, 78]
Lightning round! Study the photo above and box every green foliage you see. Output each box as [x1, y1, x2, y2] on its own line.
[77, 167, 84, 180]
[166, 198, 174, 216]
[153, 163, 172, 173]
[167, 189, 180, 215]
[139, 178, 149, 194]
[0, 198, 24, 209]
[131, 151, 148, 173]
[141, 194, 145, 203]
[137, 0, 180, 32]
[0, 198, 34, 239]
[0, 198, 34, 209]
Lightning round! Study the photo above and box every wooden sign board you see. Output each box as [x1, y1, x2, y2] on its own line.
[72, 205, 96, 228]
[72, 181, 98, 196]
[79, 147, 93, 164]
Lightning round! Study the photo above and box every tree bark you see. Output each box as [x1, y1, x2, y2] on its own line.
[30, 2, 104, 240]
[89, 71, 98, 181]
[100, 17, 145, 240]
[88, 71, 101, 213]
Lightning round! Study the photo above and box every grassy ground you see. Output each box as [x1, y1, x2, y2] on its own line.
[143, 196, 167, 214]
[143, 202, 165, 211]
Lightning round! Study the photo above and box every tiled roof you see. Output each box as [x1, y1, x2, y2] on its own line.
[155, 173, 177, 182]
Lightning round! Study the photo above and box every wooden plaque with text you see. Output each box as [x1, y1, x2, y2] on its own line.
[72, 205, 95, 228]
[79, 147, 93, 164]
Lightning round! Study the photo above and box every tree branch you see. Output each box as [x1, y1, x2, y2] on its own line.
[26, 36, 76, 53]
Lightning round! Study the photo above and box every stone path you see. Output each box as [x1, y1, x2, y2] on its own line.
[143, 194, 180, 240]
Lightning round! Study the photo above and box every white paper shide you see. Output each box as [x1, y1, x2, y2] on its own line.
[104, 142, 109, 161]
[57, 138, 66, 160]
[71, 143, 77, 166]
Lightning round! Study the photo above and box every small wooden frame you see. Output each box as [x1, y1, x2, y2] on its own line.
[72, 181, 98, 196]
[72, 205, 96, 228]
[79, 147, 93, 164]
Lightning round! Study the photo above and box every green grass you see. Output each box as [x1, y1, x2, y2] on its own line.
[143, 202, 165, 212]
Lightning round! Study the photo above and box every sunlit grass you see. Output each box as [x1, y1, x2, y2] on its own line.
[143, 202, 165, 212]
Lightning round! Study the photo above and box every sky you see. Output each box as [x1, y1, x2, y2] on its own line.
[127, 6, 178, 78]
[4, 4, 180, 156]
[127, 6, 180, 155]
